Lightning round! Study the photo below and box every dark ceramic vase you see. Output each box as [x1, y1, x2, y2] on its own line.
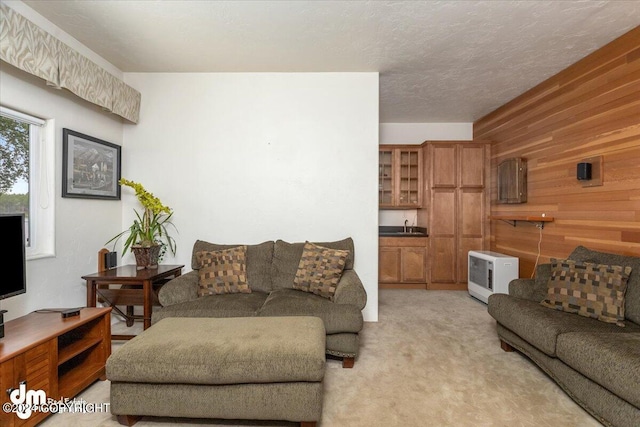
[131, 244, 161, 269]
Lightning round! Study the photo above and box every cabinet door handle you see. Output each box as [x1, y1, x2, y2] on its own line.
[6, 381, 26, 396]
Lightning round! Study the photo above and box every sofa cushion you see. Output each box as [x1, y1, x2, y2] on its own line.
[488, 293, 640, 356]
[540, 259, 631, 327]
[151, 292, 268, 324]
[556, 332, 640, 408]
[196, 246, 251, 296]
[569, 246, 640, 325]
[191, 240, 274, 293]
[271, 238, 354, 290]
[257, 288, 363, 334]
[293, 242, 348, 300]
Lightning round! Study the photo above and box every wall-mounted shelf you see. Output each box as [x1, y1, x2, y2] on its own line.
[489, 215, 554, 229]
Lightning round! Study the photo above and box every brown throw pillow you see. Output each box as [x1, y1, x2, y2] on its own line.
[293, 241, 349, 300]
[540, 258, 631, 326]
[196, 246, 250, 296]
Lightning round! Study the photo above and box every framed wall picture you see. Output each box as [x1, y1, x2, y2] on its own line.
[62, 129, 121, 200]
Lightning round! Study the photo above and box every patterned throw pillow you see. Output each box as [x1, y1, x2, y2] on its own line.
[540, 258, 632, 326]
[293, 242, 349, 300]
[196, 246, 250, 296]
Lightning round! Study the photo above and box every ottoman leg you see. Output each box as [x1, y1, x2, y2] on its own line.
[117, 415, 142, 426]
[301, 422, 317, 427]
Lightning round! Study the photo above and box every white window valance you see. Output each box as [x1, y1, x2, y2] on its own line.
[58, 43, 114, 111]
[0, 3, 141, 123]
[111, 77, 141, 124]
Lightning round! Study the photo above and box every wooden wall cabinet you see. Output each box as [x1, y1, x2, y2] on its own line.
[379, 146, 422, 208]
[0, 308, 111, 427]
[379, 237, 428, 288]
[419, 142, 490, 289]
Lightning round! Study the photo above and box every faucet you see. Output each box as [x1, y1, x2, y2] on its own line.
[404, 219, 408, 233]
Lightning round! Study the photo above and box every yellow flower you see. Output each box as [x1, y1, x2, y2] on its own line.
[107, 178, 177, 256]
[119, 178, 171, 215]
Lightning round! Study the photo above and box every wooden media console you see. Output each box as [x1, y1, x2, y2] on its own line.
[0, 307, 111, 426]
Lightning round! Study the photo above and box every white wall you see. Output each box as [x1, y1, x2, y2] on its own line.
[379, 210, 418, 227]
[0, 67, 124, 321]
[2, 2, 380, 322]
[379, 122, 473, 144]
[122, 73, 379, 321]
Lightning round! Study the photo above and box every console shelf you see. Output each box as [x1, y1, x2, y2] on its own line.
[59, 361, 105, 398]
[489, 215, 554, 228]
[58, 336, 103, 365]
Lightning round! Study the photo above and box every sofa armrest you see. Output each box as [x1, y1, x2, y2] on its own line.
[508, 279, 537, 300]
[158, 270, 199, 307]
[333, 269, 367, 310]
[508, 263, 551, 302]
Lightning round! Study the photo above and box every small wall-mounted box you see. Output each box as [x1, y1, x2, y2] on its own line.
[579, 155, 603, 187]
[577, 162, 592, 180]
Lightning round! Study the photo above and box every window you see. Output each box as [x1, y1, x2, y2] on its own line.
[0, 106, 55, 259]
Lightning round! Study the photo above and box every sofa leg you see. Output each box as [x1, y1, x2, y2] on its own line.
[301, 422, 316, 427]
[117, 415, 142, 426]
[342, 357, 355, 368]
[500, 340, 514, 352]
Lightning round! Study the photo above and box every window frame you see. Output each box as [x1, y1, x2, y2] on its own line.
[0, 106, 55, 260]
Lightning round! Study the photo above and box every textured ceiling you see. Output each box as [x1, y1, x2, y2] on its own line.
[21, 0, 640, 122]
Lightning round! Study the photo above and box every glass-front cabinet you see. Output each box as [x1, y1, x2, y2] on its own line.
[398, 149, 420, 206]
[379, 146, 422, 208]
[379, 149, 394, 206]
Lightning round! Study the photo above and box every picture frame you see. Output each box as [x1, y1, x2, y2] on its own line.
[62, 129, 121, 200]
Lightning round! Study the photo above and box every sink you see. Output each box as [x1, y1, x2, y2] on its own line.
[379, 226, 428, 237]
[379, 231, 427, 237]
[381, 231, 424, 235]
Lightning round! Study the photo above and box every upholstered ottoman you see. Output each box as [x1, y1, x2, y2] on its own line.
[106, 316, 326, 427]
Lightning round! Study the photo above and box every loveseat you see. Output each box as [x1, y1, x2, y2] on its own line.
[488, 246, 640, 427]
[152, 238, 367, 367]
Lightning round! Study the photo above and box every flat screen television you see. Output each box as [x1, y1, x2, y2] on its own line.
[1, 214, 27, 300]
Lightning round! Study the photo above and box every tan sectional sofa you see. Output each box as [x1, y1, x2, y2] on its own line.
[152, 237, 367, 367]
[488, 246, 640, 427]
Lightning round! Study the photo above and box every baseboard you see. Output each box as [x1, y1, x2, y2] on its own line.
[378, 283, 468, 290]
[427, 283, 467, 290]
[379, 283, 427, 289]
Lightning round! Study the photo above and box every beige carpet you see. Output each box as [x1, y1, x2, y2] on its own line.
[40, 290, 603, 427]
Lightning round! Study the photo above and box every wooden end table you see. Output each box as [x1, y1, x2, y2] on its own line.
[83, 264, 184, 339]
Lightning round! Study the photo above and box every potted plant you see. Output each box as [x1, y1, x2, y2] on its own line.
[107, 178, 177, 269]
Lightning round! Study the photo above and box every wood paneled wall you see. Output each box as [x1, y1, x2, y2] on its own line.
[474, 26, 640, 278]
